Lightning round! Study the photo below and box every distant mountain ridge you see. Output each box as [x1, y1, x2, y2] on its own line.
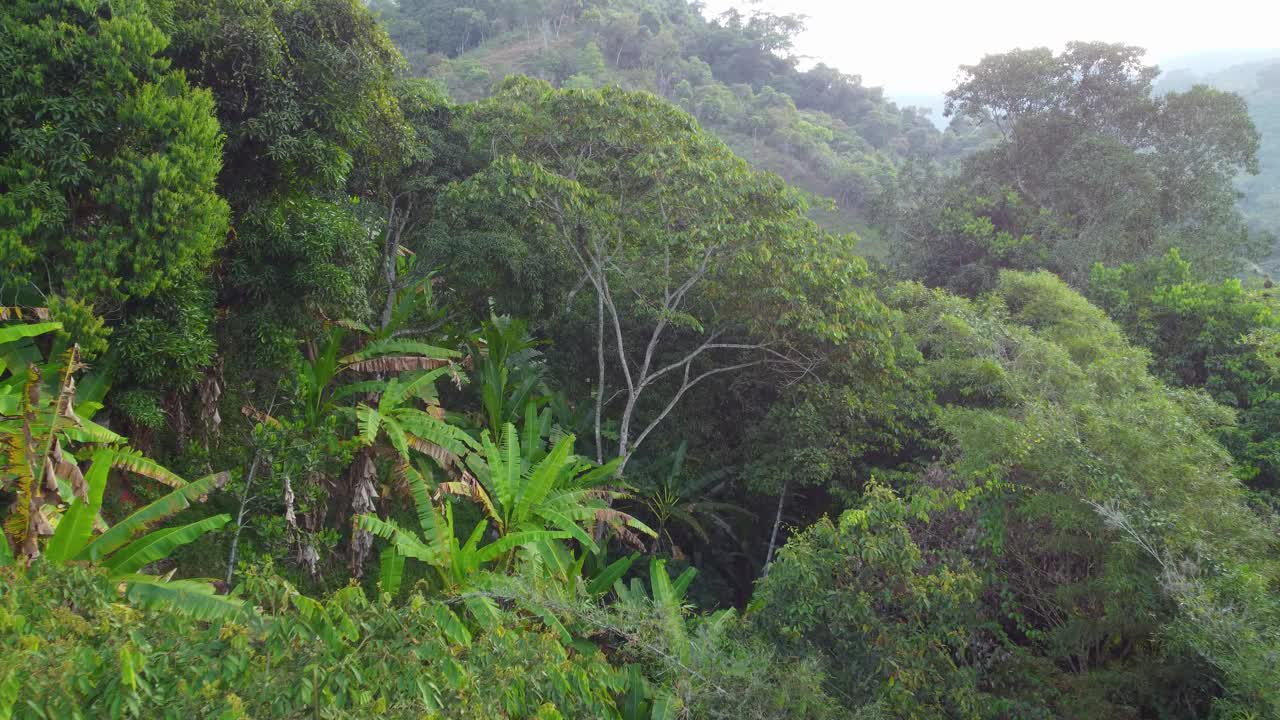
[1158, 48, 1280, 78]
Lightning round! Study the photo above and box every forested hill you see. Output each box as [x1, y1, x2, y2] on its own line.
[368, 0, 994, 249]
[1156, 54, 1280, 247]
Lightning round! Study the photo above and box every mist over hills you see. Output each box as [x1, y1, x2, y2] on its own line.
[1154, 49, 1280, 251]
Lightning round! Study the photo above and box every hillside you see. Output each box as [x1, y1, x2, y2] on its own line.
[368, 0, 995, 254]
[1157, 53, 1280, 247]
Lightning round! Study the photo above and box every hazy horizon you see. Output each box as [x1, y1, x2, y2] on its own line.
[702, 0, 1280, 99]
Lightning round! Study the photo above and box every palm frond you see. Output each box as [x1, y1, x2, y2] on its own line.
[121, 576, 245, 621]
[346, 357, 454, 374]
[381, 415, 409, 459]
[103, 514, 231, 574]
[430, 605, 472, 648]
[334, 318, 373, 334]
[474, 529, 571, 563]
[105, 447, 186, 488]
[571, 455, 624, 489]
[404, 466, 442, 535]
[342, 339, 460, 362]
[517, 434, 574, 524]
[586, 553, 638, 597]
[379, 546, 405, 596]
[329, 380, 389, 403]
[437, 474, 498, 523]
[531, 539, 574, 579]
[58, 415, 125, 444]
[595, 507, 657, 539]
[77, 472, 229, 562]
[671, 566, 697, 600]
[0, 321, 63, 345]
[407, 435, 460, 470]
[356, 404, 382, 446]
[493, 423, 522, 517]
[381, 366, 451, 408]
[44, 449, 112, 563]
[356, 514, 443, 565]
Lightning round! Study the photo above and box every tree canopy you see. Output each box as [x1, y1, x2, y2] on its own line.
[893, 42, 1263, 288]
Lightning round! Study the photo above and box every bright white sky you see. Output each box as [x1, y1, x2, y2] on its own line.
[703, 0, 1280, 97]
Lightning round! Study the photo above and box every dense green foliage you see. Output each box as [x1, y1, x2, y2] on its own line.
[1088, 250, 1280, 495]
[370, 0, 994, 249]
[164, 0, 409, 368]
[0, 0, 228, 368]
[2, 0, 1278, 717]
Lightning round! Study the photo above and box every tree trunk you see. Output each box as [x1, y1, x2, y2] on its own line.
[763, 479, 788, 576]
[225, 452, 261, 586]
[594, 286, 605, 465]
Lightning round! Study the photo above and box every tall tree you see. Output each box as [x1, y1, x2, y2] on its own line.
[165, 0, 409, 368]
[0, 0, 228, 367]
[439, 78, 894, 471]
[912, 42, 1263, 285]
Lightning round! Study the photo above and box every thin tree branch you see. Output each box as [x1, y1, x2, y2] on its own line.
[622, 357, 766, 471]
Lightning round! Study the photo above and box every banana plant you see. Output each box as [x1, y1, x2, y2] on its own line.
[356, 466, 569, 593]
[2, 322, 163, 559]
[349, 368, 478, 469]
[471, 313, 545, 436]
[614, 559, 708, 720]
[1, 318, 240, 619]
[440, 420, 656, 553]
[293, 324, 464, 433]
[527, 539, 640, 599]
[43, 459, 242, 619]
[301, 306, 470, 576]
[290, 268, 463, 434]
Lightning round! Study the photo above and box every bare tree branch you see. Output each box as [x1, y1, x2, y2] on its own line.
[622, 357, 767, 472]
